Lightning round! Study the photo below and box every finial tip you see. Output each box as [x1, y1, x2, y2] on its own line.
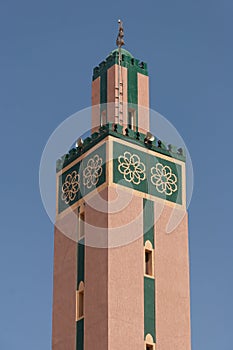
[116, 19, 125, 48]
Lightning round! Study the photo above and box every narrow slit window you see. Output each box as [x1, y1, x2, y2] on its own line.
[128, 109, 136, 130]
[145, 250, 153, 276]
[79, 211, 85, 239]
[78, 291, 84, 318]
[76, 282, 85, 321]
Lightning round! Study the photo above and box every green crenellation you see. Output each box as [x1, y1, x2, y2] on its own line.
[92, 49, 148, 80]
[56, 123, 186, 173]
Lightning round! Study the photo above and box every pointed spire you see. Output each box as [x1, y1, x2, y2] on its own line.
[116, 19, 125, 48]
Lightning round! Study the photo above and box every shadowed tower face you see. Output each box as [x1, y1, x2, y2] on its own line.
[52, 23, 191, 350]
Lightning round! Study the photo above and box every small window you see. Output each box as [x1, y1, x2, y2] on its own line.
[101, 110, 107, 126]
[145, 250, 152, 276]
[145, 333, 155, 349]
[78, 291, 84, 318]
[128, 109, 136, 130]
[146, 345, 153, 350]
[78, 211, 85, 240]
[76, 282, 85, 321]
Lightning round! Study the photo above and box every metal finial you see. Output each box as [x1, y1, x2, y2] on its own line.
[116, 19, 125, 48]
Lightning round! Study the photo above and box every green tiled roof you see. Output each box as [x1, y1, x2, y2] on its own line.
[110, 48, 133, 58]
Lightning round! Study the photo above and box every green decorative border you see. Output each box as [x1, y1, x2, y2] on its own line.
[58, 143, 106, 214]
[113, 142, 182, 205]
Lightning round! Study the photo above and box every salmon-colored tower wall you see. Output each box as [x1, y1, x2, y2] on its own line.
[52, 226, 77, 349]
[138, 72, 150, 133]
[108, 195, 145, 349]
[84, 187, 109, 349]
[84, 187, 145, 349]
[91, 76, 100, 132]
[155, 205, 191, 350]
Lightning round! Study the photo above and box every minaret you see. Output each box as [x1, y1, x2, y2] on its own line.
[52, 21, 191, 350]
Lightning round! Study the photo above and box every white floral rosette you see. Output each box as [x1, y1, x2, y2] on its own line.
[83, 154, 103, 189]
[61, 171, 80, 204]
[151, 163, 177, 196]
[118, 151, 146, 185]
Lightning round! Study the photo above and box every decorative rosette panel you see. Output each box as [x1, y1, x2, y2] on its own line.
[113, 142, 182, 205]
[58, 143, 106, 213]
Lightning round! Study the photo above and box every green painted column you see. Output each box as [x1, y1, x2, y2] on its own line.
[100, 69, 107, 124]
[127, 64, 138, 131]
[143, 199, 156, 342]
[77, 238, 85, 286]
[144, 277, 155, 341]
[76, 318, 84, 350]
[76, 236, 85, 350]
[143, 199, 155, 248]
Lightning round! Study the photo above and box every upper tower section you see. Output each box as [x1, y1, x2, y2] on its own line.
[92, 20, 149, 133]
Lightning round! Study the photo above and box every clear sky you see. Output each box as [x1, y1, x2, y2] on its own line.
[0, 0, 232, 349]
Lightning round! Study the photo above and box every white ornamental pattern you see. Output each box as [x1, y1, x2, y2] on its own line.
[83, 154, 103, 189]
[118, 151, 146, 185]
[61, 171, 80, 204]
[151, 163, 178, 196]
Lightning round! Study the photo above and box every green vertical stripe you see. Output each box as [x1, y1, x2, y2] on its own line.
[144, 277, 156, 341]
[143, 199, 156, 342]
[143, 199, 155, 248]
[128, 65, 138, 131]
[100, 70, 107, 104]
[77, 239, 85, 287]
[100, 69, 107, 123]
[76, 318, 84, 350]
[76, 238, 85, 349]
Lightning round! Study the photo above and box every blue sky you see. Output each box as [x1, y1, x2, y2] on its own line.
[0, 0, 233, 349]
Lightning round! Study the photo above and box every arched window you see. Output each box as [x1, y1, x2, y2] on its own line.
[144, 240, 154, 277]
[76, 281, 85, 321]
[144, 334, 156, 350]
